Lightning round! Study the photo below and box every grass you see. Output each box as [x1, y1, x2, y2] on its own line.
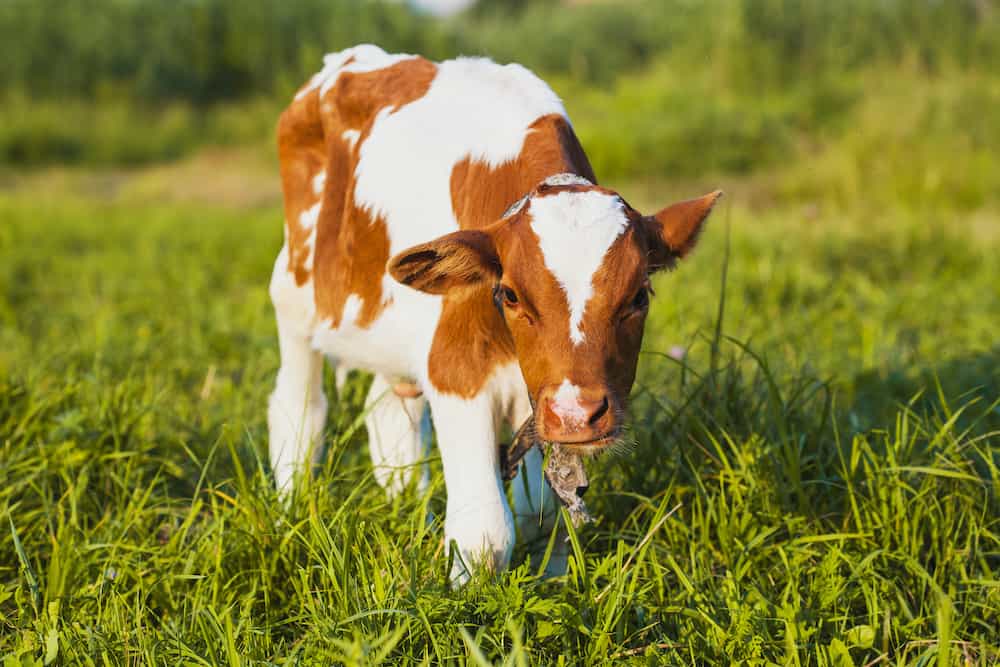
[0, 151, 997, 664]
[2, 1, 998, 661]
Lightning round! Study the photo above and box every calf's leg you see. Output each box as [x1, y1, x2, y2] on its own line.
[267, 249, 327, 492]
[429, 391, 514, 585]
[365, 374, 428, 497]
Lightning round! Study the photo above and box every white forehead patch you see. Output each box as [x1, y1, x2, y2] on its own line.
[529, 189, 628, 345]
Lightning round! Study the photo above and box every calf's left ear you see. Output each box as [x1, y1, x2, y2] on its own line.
[643, 190, 722, 271]
[388, 229, 501, 294]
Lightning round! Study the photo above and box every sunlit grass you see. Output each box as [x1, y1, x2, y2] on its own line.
[0, 172, 997, 664]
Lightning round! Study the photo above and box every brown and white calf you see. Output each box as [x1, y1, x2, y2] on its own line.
[269, 44, 719, 582]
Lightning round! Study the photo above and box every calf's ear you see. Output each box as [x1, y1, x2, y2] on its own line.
[643, 190, 722, 271]
[388, 229, 501, 294]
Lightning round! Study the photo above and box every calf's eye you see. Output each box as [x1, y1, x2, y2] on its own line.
[631, 287, 649, 311]
[502, 286, 519, 306]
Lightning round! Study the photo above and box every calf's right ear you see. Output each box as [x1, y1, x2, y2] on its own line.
[387, 230, 501, 295]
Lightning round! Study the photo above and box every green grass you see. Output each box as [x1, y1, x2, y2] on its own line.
[2, 1, 998, 662]
[0, 160, 997, 664]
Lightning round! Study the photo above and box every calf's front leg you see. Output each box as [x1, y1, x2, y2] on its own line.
[428, 391, 514, 585]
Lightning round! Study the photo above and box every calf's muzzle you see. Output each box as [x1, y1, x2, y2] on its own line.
[537, 383, 617, 445]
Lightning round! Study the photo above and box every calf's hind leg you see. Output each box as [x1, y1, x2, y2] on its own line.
[513, 447, 569, 576]
[267, 249, 328, 492]
[365, 375, 428, 497]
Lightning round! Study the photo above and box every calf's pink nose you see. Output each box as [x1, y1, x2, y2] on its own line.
[538, 382, 613, 443]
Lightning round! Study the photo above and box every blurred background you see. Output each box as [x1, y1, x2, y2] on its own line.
[2, 0, 998, 209]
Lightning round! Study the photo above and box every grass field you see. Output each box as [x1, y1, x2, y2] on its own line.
[1, 147, 997, 665]
[2, 0, 999, 663]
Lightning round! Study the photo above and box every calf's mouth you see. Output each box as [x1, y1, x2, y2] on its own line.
[500, 416, 603, 526]
[558, 429, 622, 454]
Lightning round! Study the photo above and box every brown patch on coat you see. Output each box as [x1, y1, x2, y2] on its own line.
[290, 55, 356, 101]
[391, 228, 514, 397]
[278, 57, 437, 324]
[277, 88, 326, 285]
[314, 57, 437, 327]
[428, 284, 517, 397]
[314, 199, 393, 327]
[322, 57, 437, 133]
[449, 114, 596, 231]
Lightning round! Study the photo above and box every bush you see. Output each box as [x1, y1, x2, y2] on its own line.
[0, 0, 451, 104]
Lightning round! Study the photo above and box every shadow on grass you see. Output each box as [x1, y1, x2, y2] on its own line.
[592, 337, 998, 545]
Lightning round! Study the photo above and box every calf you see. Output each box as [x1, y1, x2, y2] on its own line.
[269, 45, 719, 582]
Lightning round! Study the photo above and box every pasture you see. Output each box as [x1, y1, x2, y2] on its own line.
[2, 0, 1000, 663]
[1, 145, 997, 664]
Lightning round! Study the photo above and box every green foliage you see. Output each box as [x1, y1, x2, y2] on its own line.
[0, 173, 997, 663]
[3, 0, 1000, 176]
[0, 0, 453, 165]
[0, 0, 450, 104]
[0, 96, 278, 166]
[457, 0, 1000, 88]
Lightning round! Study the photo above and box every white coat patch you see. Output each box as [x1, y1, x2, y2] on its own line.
[297, 202, 322, 272]
[341, 294, 363, 325]
[352, 57, 567, 257]
[529, 190, 628, 344]
[299, 202, 321, 230]
[342, 129, 361, 149]
[312, 172, 326, 196]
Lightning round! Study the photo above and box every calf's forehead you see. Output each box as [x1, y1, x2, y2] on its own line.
[521, 187, 635, 345]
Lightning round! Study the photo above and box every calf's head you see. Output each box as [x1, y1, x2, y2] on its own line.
[389, 176, 720, 452]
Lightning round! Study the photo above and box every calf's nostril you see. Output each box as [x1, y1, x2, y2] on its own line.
[588, 396, 610, 425]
